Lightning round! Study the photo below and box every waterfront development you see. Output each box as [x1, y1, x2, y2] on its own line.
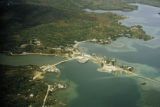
[0, 1, 160, 107]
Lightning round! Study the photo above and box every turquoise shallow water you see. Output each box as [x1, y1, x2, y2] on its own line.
[77, 3, 160, 107]
[79, 39, 160, 70]
[58, 61, 141, 107]
[0, 54, 63, 66]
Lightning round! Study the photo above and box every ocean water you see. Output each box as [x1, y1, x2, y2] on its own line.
[0, 54, 63, 66]
[58, 61, 141, 107]
[65, 3, 160, 107]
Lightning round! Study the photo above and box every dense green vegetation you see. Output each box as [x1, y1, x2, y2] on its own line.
[74, 0, 138, 10]
[0, 0, 158, 53]
[25, 0, 138, 10]
[0, 65, 46, 106]
[20, 13, 151, 48]
[0, 65, 72, 107]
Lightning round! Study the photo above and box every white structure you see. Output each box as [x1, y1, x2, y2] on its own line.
[40, 65, 60, 73]
[57, 84, 66, 89]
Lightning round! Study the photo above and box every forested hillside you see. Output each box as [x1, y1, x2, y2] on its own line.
[0, 0, 158, 53]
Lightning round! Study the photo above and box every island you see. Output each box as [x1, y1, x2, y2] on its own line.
[1, 0, 160, 107]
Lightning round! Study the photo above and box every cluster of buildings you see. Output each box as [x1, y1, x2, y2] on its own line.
[76, 54, 90, 63]
[90, 38, 111, 45]
[40, 65, 60, 73]
[49, 83, 67, 92]
[120, 65, 134, 72]
[31, 38, 41, 46]
[100, 57, 117, 66]
[100, 57, 134, 72]
[50, 46, 74, 56]
[20, 38, 42, 49]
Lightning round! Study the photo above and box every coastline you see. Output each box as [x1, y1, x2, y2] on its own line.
[1, 40, 136, 75]
[1, 2, 160, 107]
[10, 52, 56, 56]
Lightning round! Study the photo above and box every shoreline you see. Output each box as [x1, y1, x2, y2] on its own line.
[1, 40, 135, 75]
[2, 39, 160, 107]
[10, 52, 56, 56]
